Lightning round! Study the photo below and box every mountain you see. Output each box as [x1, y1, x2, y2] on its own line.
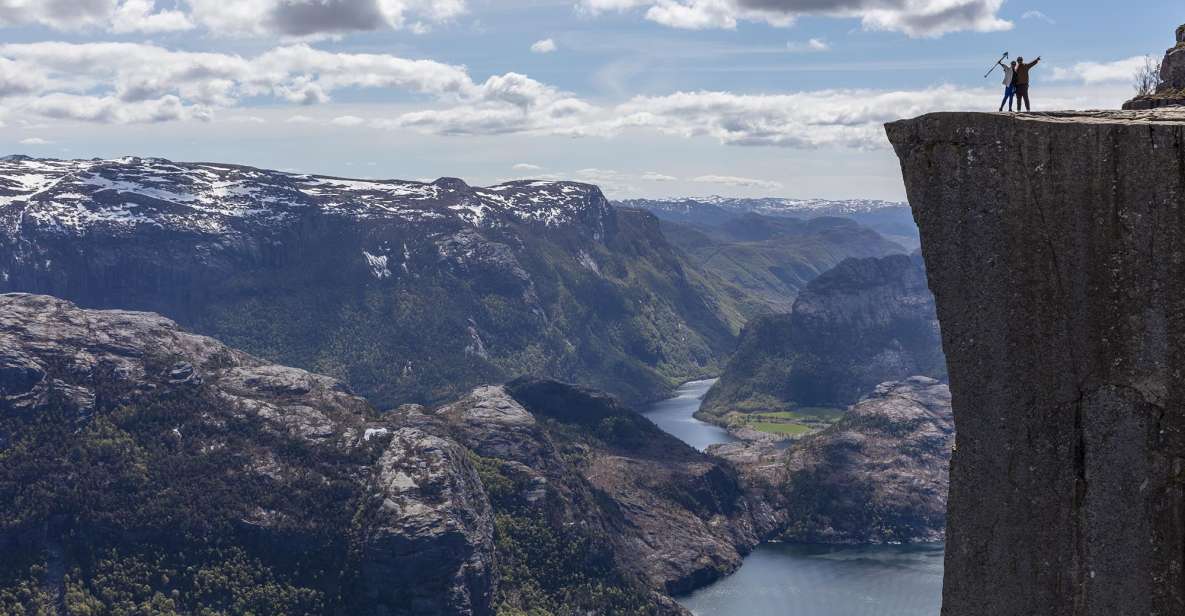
[711, 377, 953, 544]
[0, 293, 495, 616]
[617, 196, 920, 249]
[887, 103, 1185, 611]
[699, 253, 946, 420]
[0, 156, 738, 408]
[656, 213, 907, 316]
[0, 294, 774, 616]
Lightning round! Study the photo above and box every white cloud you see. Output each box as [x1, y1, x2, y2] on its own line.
[380, 72, 600, 136]
[576, 168, 625, 181]
[693, 174, 782, 189]
[0, 38, 1121, 147]
[18, 137, 52, 145]
[227, 114, 266, 123]
[578, 0, 1011, 37]
[530, 38, 558, 54]
[24, 92, 199, 123]
[285, 114, 314, 123]
[0, 0, 466, 37]
[1022, 10, 1055, 24]
[641, 171, 678, 181]
[110, 0, 194, 33]
[0, 0, 117, 30]
[609, 86, 995, 149]
[513, 163, 543, 171]
[1052, 56, 1146, 85]
[0, 41, 493, 124]
[787, 38, 829, 52]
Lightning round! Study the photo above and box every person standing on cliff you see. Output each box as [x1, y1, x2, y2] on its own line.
[998, 59, 1018, 111]
[1014, 56, 1042, 111]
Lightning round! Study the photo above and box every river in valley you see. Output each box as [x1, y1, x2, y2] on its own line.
[642, 379, 945, 616]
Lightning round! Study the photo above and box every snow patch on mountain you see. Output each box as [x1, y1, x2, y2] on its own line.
[363, 251, 392, 280]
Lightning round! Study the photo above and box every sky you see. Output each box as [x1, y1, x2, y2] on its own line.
[0, 1, 1181, 201]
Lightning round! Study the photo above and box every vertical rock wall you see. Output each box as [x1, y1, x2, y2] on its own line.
[887, 110, 1185, 616]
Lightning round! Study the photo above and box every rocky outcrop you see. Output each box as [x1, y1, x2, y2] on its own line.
[777, 377, 951, 543]
[406, 379, 772, 602]
[887, 109, 1185, 615]
[0, 293, 495, 615]
[0, 156, 736, 408]
[1124, 24, 1185, 110]
[700, 253, 946, 418]
[711, 377, 953, 545]
[0, 293, 778, 615]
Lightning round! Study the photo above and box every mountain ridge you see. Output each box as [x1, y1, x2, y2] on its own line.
[0, 156, 739, 409]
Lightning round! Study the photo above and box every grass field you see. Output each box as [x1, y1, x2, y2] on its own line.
[727, 406, 845, 438]
[748, 421, 814, 436]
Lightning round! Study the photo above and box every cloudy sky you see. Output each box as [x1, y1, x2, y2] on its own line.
[0, 0, 1180, 200]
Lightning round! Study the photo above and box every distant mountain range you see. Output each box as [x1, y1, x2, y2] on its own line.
[0, 155, 740, 408]
[616, 196, 920, 250]
[658, 214, 907, 316]
[0, 156, 910, 409]
[618, 196, 907, 218]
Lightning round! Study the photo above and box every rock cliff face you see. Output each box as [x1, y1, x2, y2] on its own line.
[700, 253, 946, 418]
[887, 109, 1185, 615]
[407, 378, 771, 603]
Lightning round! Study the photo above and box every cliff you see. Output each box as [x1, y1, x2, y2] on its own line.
[887, 109, 1185, 615]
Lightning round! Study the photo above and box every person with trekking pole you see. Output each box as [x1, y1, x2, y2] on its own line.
[997, 58, 1018, 111]
[1014, 55, 1041, 111]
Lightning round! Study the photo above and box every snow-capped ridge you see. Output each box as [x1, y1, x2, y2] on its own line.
[619, 195, 908, 216]
[0, 156, 613, 238]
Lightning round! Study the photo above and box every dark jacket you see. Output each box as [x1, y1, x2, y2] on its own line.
[1014, 59, 1040, 85]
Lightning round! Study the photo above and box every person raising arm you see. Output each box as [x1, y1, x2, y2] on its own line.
[1013, 56, 1041, 112]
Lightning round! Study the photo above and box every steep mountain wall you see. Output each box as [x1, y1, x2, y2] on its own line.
[700, 253, 945, 418]
[887, 110, 1185, 615]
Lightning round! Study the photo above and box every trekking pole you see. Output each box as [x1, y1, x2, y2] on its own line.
[984, 51, 1009, 78]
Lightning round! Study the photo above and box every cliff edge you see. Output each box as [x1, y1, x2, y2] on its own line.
[886, 109, 1185, 615]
